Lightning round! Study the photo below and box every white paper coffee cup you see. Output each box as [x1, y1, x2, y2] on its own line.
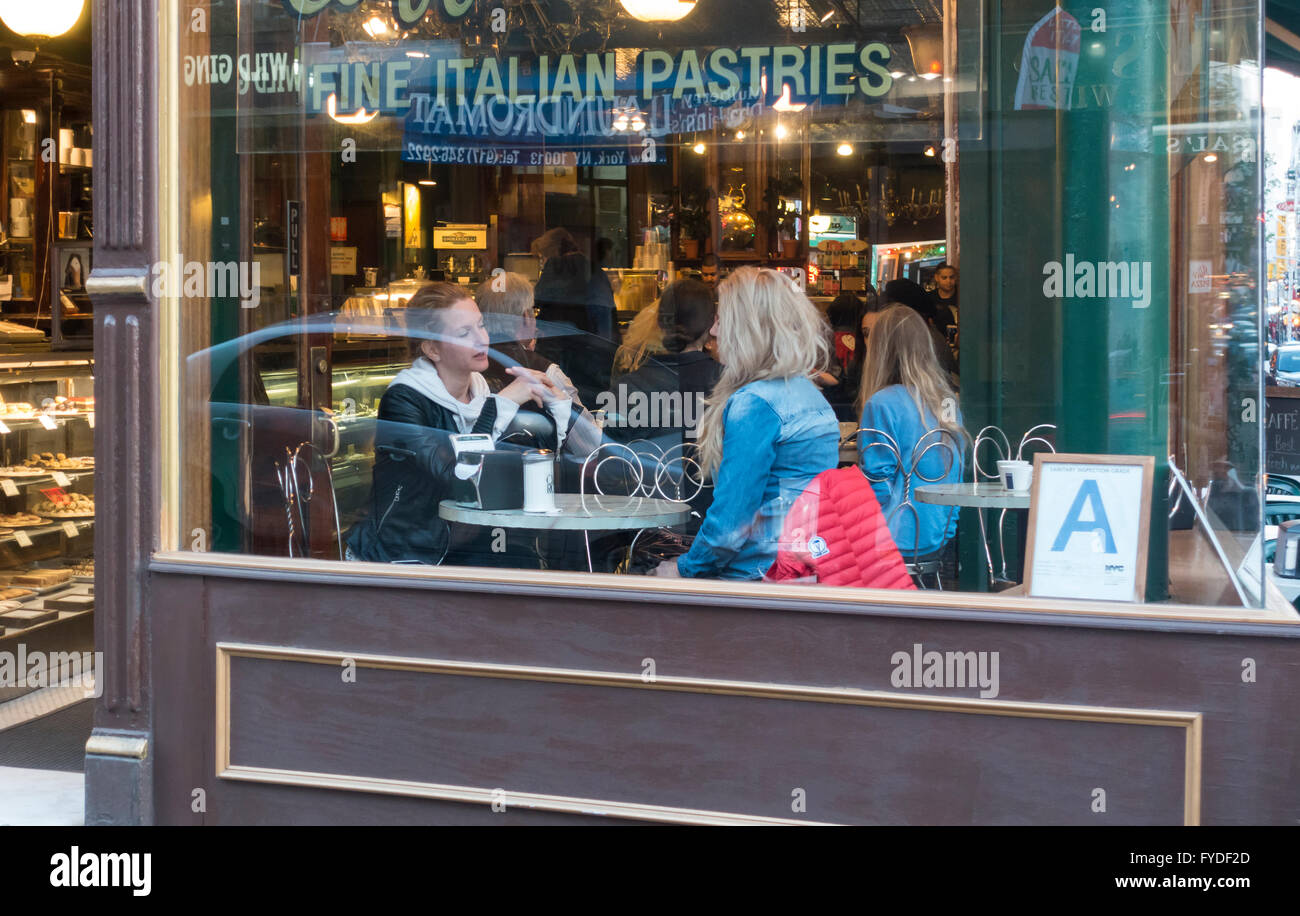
[998, 459, 1033, 491]
[523, 450, 556, 513]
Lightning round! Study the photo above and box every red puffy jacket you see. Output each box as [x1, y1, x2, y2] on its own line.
[765, 466, 916, 589]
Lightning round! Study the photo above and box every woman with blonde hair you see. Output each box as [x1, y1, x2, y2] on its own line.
[856, 305, 966, 560]
[346, 282, 571, 565]
[654, 267, 839, 579]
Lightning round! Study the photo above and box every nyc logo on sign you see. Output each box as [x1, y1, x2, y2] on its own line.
[281, 0, 475, 27]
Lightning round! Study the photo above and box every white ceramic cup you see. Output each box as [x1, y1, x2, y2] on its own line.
[997, 459, 1033, 492]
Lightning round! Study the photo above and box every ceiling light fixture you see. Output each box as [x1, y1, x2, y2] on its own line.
[836, 142, 853, 156]
[903, 22, 944, 81]
[693, 142, 707, 154]
[775, 124, 789, 140]
[362, 16, 392, 39]
[0, 0, 84, 42]
[619, 0, 698, 22]
[327, 93, 379, 125]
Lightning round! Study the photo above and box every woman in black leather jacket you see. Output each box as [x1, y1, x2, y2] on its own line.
[346, 282, 579, 566]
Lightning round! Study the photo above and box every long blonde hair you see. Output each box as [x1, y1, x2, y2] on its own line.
[696, 267, 830, 475]
[857, 305, 964, 442]
[613, 303, 666, 375]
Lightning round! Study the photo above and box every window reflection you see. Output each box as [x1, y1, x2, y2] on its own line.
[174, 1, 1269, 611]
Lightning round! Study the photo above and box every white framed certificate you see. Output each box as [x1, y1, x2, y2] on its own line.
[1023, 454, 1155, 602]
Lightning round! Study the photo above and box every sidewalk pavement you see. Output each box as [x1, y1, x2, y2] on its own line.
[0, 766, 83, 825]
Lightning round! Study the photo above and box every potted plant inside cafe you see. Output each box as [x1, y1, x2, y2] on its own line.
[670, 187, 711, 260]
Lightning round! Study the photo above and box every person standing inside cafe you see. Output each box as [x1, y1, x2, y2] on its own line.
[654, 267, 839, 580]
[928, 262, 959, 335]
[884, 278, 957, 383]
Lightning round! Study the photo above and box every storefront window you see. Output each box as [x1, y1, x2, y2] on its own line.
[165, 1, 1272, 612]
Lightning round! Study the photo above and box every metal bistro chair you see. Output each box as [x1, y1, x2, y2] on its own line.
[971, 424, 1056, 589]
[853, 425, 961, 589]
[576, 440, 711, 572]
[274, 440, 344, 561]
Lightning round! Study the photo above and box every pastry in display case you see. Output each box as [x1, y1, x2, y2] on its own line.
[0, 355, 95, 649]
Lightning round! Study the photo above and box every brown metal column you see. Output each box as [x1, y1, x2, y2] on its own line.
[83, 0, 158, 826]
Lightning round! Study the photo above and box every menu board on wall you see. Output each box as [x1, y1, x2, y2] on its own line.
[1024, 454, 1154, 603]
[1266, 390, 1300, 474]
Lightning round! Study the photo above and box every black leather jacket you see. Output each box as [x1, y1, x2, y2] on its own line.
[345, 383, 587, 565]
[345, 383, 488, 564]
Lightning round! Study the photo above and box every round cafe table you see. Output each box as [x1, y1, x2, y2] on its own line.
[914, 482, 1032, 582]
[438, 493, 692, 573]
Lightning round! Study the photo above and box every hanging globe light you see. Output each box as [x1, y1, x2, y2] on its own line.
[0, 0, 86, 41]
[619, 1, 698, 23]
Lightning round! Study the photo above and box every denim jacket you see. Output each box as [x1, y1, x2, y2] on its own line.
[677, 377, 840, 579]
[858, 384, 964, 558]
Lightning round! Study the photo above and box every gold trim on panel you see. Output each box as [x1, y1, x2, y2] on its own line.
[157, 0, 182, 553]
[159, 550, 1300, 625]
[219, 764, 832, 826]
[215, 643, 1204, 825]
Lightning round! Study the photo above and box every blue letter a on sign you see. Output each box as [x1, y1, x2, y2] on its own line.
[1050, 479, 1116, 553]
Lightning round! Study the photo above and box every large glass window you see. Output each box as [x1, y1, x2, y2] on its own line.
[166, 0, 1275, 613]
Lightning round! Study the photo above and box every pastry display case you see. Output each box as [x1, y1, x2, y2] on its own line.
[0, 354, 95, 649]
[0, 59, 93, 348]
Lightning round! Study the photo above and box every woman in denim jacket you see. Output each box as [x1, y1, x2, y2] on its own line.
[856, 305, 967, 560]
[654, 267, 840, 580]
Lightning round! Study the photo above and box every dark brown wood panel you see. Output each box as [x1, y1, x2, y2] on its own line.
[145, 570, 1300, 825]
[223, 652, 1189, 824]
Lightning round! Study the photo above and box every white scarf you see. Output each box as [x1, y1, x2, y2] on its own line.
[390, 357, 573, 451]
[390, 357, 520, 441]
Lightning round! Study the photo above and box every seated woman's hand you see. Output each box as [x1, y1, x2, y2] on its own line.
[502, 367, 567, 406]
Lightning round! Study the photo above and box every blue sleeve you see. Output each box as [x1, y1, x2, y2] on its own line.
[677, 392, 780, 578]
[856, 397, 898, 508]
